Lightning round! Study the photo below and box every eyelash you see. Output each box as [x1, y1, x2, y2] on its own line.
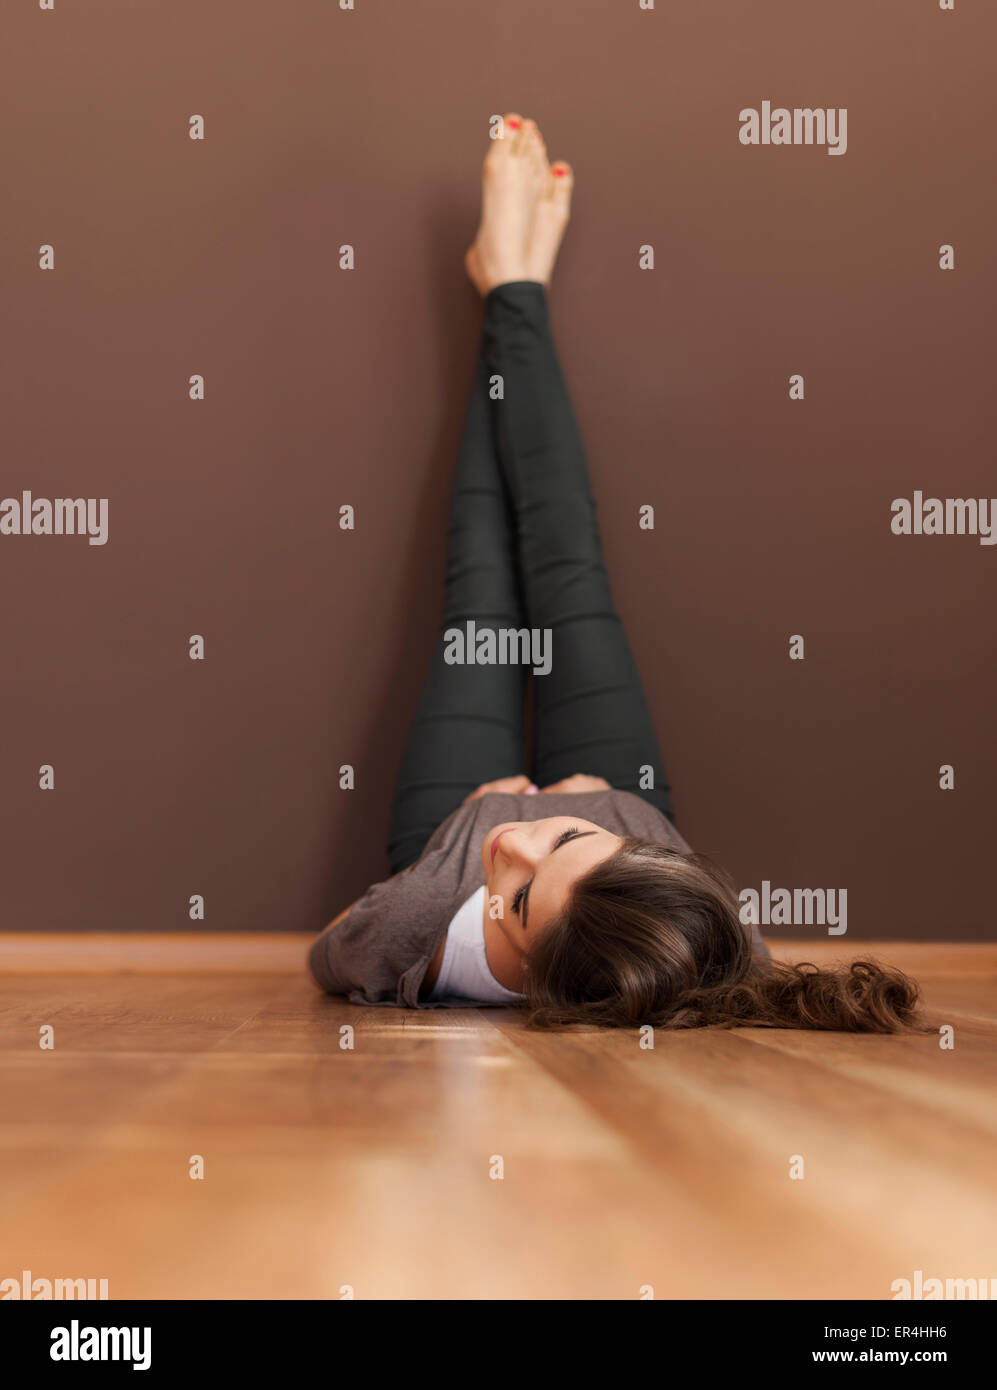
[510, 827, 580, 916]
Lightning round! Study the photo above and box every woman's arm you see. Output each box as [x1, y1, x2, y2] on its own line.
[309, 863, 421, 997]
[321, 864, 416, 937]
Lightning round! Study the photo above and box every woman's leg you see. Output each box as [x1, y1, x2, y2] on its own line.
[386, 348, 529, 872]
[482, 280, 675, 822]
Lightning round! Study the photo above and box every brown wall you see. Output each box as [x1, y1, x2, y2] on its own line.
[3, 2, 994, 941]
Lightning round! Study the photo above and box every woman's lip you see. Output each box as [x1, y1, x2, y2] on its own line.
[490, 829, 508, 864]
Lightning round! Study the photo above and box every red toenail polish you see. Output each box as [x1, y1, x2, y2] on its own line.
[508, 118, 521, 129]
[554, 167, 565, 176]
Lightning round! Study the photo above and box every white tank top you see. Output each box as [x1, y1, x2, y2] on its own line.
[427, 885, 526, 1005]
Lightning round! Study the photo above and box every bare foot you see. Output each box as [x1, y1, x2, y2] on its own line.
[465, 113, 550, 297]
[524, 161, 573, 286]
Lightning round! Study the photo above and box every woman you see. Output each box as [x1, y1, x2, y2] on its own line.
[310, 113, 924, 1032]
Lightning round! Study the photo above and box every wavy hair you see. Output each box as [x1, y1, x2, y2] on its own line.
[524, 838, 928, 1032]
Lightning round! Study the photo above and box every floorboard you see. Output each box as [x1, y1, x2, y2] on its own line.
[0, 938, 993, 1299]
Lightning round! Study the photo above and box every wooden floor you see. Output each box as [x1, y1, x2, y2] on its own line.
[1, 935, 994, 1300]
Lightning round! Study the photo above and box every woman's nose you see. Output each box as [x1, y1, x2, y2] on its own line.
[501, 827, 541, 869]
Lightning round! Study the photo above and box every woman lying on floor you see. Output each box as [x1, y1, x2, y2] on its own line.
[310, 113, 925, 1033]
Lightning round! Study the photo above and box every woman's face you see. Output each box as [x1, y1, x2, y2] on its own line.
[481, 817, 622, 955]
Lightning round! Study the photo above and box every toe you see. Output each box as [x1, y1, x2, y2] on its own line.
[550, 160, 573, 195]
[525, 121, 548, 171]
[485, 112, 522, 173]
[502, 111, 524, 149]
[526, 118, 547, 152]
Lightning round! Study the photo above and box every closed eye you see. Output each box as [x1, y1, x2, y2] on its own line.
[511, 826, 596, 930]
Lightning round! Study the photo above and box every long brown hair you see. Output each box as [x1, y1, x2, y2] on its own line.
[524, 838, 929, 1032]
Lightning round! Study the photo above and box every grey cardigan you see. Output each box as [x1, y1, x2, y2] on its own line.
[308, 790, 768, 1008]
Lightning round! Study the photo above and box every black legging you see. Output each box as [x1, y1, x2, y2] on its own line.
[387, 281, 674, 872]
